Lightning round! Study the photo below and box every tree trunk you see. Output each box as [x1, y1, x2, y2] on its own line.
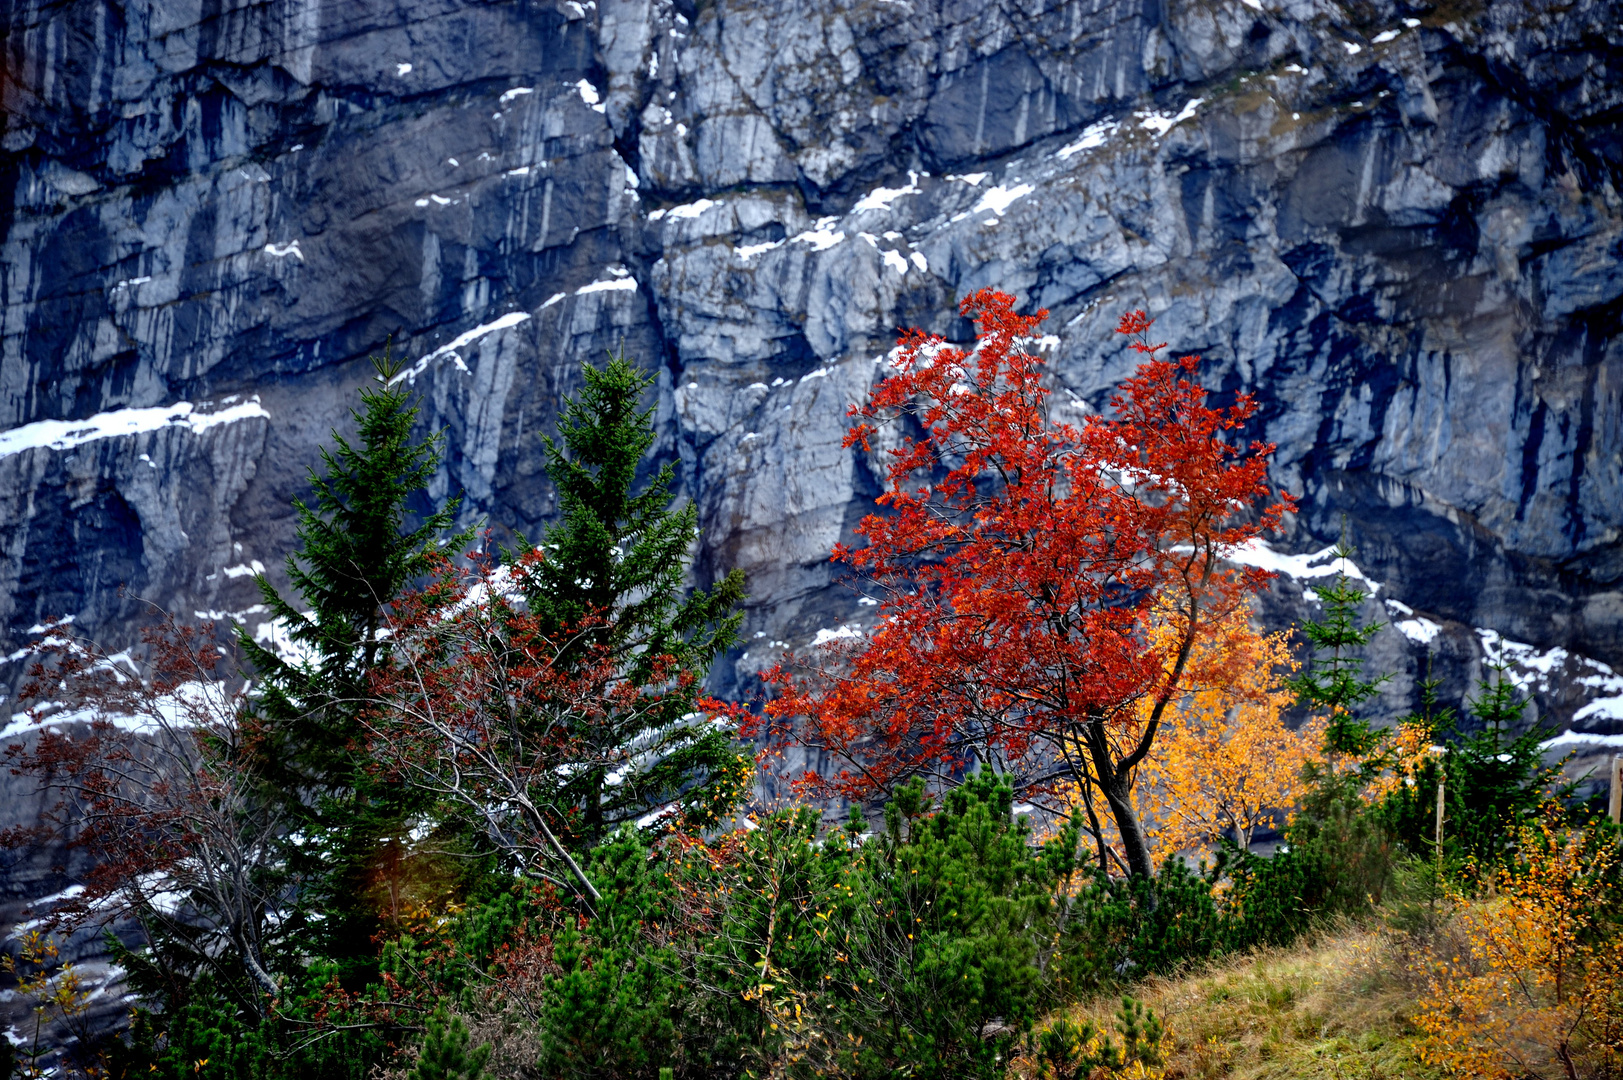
[517, 792, 603, 907]
[1083, 715, 1157, 879]
[1099, 771, 1155, 879]
[584, 767, 605, 842]
[1075, 782, 1115, 876]
[239, 939, 280, 1007]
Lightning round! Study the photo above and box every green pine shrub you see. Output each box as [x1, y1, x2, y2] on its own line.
[1378, 664, 1567, 869]
[1028, 997, 1166, 1080]
[1059, 857, 1225, 989]
[837, 775, 1079, 1079]
[531, 831, 683, 1079]
[408, 1009, 489, 1080]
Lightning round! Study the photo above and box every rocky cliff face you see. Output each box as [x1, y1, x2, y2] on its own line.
[2, 0, 1621, 937]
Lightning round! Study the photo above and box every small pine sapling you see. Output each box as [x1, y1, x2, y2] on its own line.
[1379, 661, 1568, 869]
[1447, 664, 1567, 865]
[1028, 997, 1167, 1080]
[1284, 535, 1390, 773]
[409, 1009, 490, 1080]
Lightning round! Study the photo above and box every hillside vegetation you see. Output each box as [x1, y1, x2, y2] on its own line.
[4, 296, 1618, 1080]
[1027, 925, 1431, 1080]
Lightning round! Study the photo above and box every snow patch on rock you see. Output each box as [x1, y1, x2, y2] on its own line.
[1057, 120, 1119, 159]
[1223, 539, 1382, 597]
[972, 182, 1035, 217]
[810, 624, 863, 646]
[853, 172, 921, 213]
[1139, 98, 1204, 137]
[390, 311, 532, 385]
[0, 399, 270, 459]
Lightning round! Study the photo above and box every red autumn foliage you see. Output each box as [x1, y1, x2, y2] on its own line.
[362, 549, 735, 906]
[757, 291, 1293, 877]
[2, 614, 289, 1002]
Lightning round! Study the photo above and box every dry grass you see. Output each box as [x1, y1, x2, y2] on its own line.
[1035, 925, 1441, 1080]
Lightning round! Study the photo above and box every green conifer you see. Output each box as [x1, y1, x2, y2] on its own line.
[515, 351, 747, 843]
[237, 350, 472, 966]
[240, 353, 469, 766]
[1284, 537, 1390, 762]
[1405, 663, 1458, 742]
[1281, 535, 1398, 895]
[1443, 663, 1560, 862]
[409, 1009, 490, 1080]
[1379, 660, 1565, 867]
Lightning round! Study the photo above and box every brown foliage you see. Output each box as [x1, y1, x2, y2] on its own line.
[4, 614, 289, 1005]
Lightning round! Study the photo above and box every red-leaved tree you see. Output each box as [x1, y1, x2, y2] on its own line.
[3, 616, 291, 1008]
[363, 549, 752, 908]
[759, 291, 1292, 878]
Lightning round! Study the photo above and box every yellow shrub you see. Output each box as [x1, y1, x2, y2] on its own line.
[1412, 809, 1623, 1079]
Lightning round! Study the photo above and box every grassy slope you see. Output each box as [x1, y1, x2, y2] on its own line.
[1029, 926, 1441, 1080]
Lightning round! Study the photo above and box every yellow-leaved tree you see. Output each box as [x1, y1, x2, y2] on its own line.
[1133, 601, 1324, 860]
[1414, 808, 1623, 1079]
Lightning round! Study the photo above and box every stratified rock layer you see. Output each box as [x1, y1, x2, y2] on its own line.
[3, 0, 1621, 821]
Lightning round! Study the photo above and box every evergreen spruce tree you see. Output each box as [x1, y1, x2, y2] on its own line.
[241, 354, 469, 763]
[238, 351, 472, 968]
[1280, 535, 1396, 898]
[1284, 537, 1390, 766]
[1405, 664, 1458, 744]
[516, 351, 747, 844]
[1373, 665, 1455, 885]
[1383, 663, 1564, 866]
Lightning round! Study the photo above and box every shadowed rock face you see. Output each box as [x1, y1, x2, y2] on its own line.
[0, 0, 1620, 1022]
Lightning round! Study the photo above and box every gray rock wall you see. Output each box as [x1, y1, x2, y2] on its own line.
[4, 0, 1623, 1047]
[2, 0, 1621, 822]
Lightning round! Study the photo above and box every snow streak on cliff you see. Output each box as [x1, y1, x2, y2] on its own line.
[1, 0, 1619, 752]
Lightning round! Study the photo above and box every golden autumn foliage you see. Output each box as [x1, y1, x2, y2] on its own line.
[1412, 809, 1623, 1079]
[1132, 602, 1324, 859]
[1361, 714, 1441, 804]
[2, 931, 92, 1080]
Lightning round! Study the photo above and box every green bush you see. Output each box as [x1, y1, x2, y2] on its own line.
[113, 965, 400, 1080]
[1224, 793, 1395, 942]
[1028, 997, 1165, 1080]
[493, 775, 1086, 1079]
[838, 775, 1078, 1079]
[532, 832, 683, 1079]
[1059, 858, 1224, 987]
[1379, 666, 1566, 869]
[408, 1010, 489, 1080]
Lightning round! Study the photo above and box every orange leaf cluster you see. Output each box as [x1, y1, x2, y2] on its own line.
[758, 291, 1293, 877]
[1413, 810, 1623, 1079]
[1133, 602, 1323, 860]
